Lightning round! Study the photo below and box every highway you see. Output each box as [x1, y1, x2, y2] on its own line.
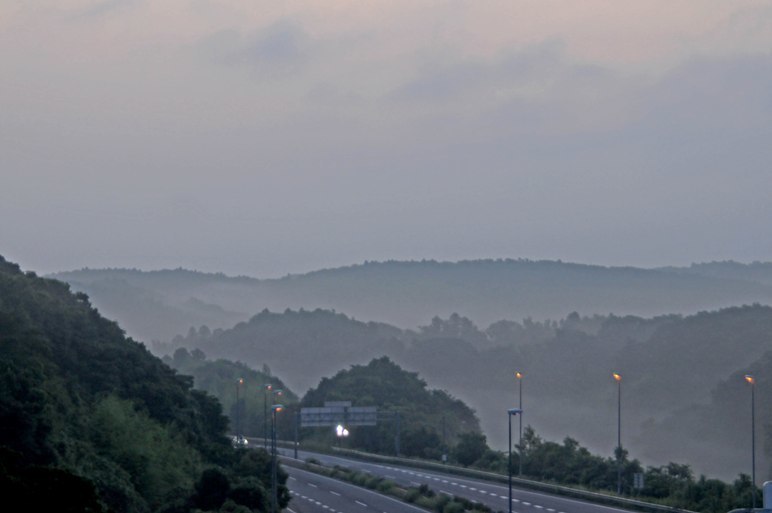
[280, 448, 639, 513]
[285, 465, 429, 513]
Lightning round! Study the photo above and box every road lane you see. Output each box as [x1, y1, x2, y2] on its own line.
[280, 448, 639, 513]
[284, 464, 430, 513]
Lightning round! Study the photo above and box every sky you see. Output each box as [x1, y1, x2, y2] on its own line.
[2, 0, 772, 277]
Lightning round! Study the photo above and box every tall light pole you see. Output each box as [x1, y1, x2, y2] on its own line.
[745, 374, 756, 509]
[612, 372, 622, 495]
[271, 403, 284, 513]
[516, 371, 524, 476]
[263, 384, 272, 450]
[508, 407, 522, 513]
[236, 378, 244, 442]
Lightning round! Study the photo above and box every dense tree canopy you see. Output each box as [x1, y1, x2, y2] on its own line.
[0, 255, 288, 513]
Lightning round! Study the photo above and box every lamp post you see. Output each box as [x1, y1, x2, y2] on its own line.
[271, 404, 284, 513]
[263, 384, 272, 450]
[236, 378, 244, 443]
[745, 374, 756, 509]
[516, 371, 524, 476]
[612, 372, 622, 495]
[507, 407, 522, 513]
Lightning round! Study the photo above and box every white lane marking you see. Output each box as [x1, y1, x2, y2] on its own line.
[323, 506, 330, 510]
[287, 467, 428, 513]
[440, 490, 453, 496]
[355, 500, 368, 507]
[513, 498, 520, 502]
[450, 482, 458, 486]
[287, 509, 298, 513]
[441, 480, 449, 483]
[330, 491, 341, 496]
[535, 505, 544, 509]
[547, 509, 555, 512]
[479, 490, 487, 494]
[459, 484, 467, 488]
[289, 476, 297, 481]
[308, 483, 318, 488]
[469, 487, 477, 491]
[522, 501, 531, 506]
[500, 495, 508, 499]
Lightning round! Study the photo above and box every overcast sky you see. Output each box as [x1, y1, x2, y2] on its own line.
[2, 0, 772, 277]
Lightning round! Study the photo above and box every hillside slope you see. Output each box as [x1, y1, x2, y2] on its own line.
[0, 256, 288, 513]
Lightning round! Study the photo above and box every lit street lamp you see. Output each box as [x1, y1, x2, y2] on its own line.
[271, 403, 284, 513]
[745, 374, 756, 509]
[263, 384, 272, 450]
[507, 407, 523, 513]
[612, 372, 622, 495]
[236, 378, 244, 443]
[263, 386, 281, 449]
[515, 371, 524, 476]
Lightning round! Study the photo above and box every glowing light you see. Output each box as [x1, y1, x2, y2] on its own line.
[515, 372, 523, 379]
[745, 375, 755, 385]
[612, 373, 622, 382]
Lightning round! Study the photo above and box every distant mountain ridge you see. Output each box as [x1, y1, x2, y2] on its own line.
[51, 259, 772, 343]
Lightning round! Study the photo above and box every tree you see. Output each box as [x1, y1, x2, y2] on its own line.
[452, 432, 488, 467]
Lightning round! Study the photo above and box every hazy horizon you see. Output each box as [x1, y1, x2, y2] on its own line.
[37, 255, 772, 281]
[3, 1, 772, 277]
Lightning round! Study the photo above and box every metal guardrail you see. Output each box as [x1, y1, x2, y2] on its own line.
[322, 447, 698, 513]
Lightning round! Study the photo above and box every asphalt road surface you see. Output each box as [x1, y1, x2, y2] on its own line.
[285, 465, 430, 513]
[280, 448, 638, 513]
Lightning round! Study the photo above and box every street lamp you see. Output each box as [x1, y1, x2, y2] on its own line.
[515, 371, 524, 476]
[263, 384, 273, 450]
[263, 383, 282, 451]
[612, 372, 622, 495]
[507, 407, 523, 513]
[236, 378, 244, 443]
[745, 374, 756, 509]
[271, 404, 284, 513]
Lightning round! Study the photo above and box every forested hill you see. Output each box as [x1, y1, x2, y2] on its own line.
[0, 256, 288, 513]
[159, 306, 772, 481]
[52, 259, 772, 342]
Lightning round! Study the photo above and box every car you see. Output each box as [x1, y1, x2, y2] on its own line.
[231, 435, 249, 448]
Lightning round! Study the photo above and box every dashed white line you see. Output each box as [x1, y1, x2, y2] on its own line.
[534, 505, 544, 509]
[355, 500, 368, 507]
[522, 501, 531, 506]
[308, 483, 318, 488]
[330, 491, 341, 496]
